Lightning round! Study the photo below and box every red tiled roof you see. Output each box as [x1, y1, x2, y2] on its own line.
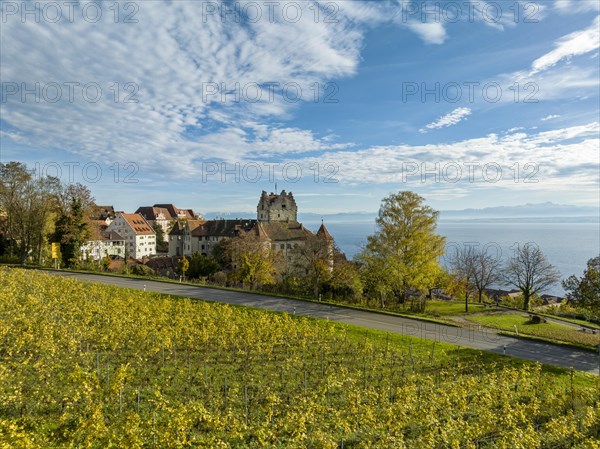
[120, 213, 155, 235]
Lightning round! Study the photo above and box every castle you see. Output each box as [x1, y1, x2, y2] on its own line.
[257, 190, 297, 223]
[168, 190, 334, 271]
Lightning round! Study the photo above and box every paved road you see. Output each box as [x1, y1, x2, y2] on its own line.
[48, 271, 599, 374]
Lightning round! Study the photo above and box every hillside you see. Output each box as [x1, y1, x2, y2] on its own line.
[0, 268, 598, 448]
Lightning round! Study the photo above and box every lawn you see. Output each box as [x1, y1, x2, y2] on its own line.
[466, 313, 600, 349]
[425, 300, 499, 316]
[379, 300, 500, 320]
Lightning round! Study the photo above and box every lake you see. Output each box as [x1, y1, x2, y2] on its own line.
[304, 219, 600, 296]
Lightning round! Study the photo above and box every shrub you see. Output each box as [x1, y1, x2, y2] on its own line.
[131, 264, 155, 277]
[211, 270, 227, 286]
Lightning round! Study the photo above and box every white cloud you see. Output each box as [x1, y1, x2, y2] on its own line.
[0, 0, 462, 174]
[530, 16, 600, 74]
[554, 0, 600, 14]
[419, 107, 472, 133]
[541, 115, 561, 121]
[294, 122, 600, 192]
[0, 1, 369, 173]
[405, 20, 447, 44]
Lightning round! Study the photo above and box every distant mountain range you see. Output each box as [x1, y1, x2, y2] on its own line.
[204, 202, 600, 223]
[440, 202, 599, 219]
[204, 202, 599, 224]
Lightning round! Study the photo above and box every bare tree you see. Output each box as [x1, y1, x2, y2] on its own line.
[55, 182, 96, 216]
[450, 245, 477, 312]
[503, 243, 560, 311]
[472, 250, 502, 303]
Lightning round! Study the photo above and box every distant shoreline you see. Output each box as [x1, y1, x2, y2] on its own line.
[437, 216, 600, 224]
[299, 216, 600, 225]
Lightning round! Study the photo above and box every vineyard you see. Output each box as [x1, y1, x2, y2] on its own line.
[0, 268, 599, 448]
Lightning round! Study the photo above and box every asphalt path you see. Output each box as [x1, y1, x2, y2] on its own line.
[47, 271, 599, 374]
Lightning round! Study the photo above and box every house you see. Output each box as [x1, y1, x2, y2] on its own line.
[80, 230, 125, 261]
[168, 219, 208, 257]
[106, 213, 156, 259]
[136, 204, 200, 235]
[168, 218, 252, 257]
[540, 294, 563, 305]
[88, 205, 115, 222]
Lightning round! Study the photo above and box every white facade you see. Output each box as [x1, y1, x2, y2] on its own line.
[80, 235, 125, 261]
[106, 213, 156, 259]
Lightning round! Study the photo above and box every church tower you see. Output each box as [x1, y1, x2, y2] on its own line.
[257, 190, 298, 223]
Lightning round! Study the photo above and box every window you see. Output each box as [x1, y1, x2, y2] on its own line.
[280, 244, 284, 250]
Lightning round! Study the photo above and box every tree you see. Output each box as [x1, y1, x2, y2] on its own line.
[361, 191, 445, 303]
[0, 162, 59, 264]
[187, 252, 220, 279]
[100, 255, 111, 272]
[153, 224, 168, 253]
[325, 259, 363, 302]
[51, 196, 91, 267]
[226, 232, 280, 290]
[450, 245, 477, 312]
[503, 243, 560, 311]
[450, 245, 502, 310]
[291, 234, 332, 298]
[178, 256, 189, 281]
[472, 250, 502, 303]
[55, 182, 96, 217]
[562, 256, 600, 314]
[356, 246, 393, 308]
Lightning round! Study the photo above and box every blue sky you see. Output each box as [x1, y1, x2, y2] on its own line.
[1, 0, 599, 215]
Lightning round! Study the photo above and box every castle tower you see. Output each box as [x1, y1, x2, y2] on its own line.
[257, 190, 298, 223]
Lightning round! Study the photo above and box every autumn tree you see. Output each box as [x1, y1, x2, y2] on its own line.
[51, 196, 91, 267]
[356, 247, 393, 308]
[360, 191, 445, 303]
[291, 234, 333, 298]
[325, 257, 363, 302]
[0, 162, 59, 263]
[178, 256, 189, 281]
[226, 232, 281, 290]
[562, 256, 600, 316]
[503, 243, 560, 311]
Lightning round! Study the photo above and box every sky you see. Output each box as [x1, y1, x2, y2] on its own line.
[1, 0, 599, 215]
